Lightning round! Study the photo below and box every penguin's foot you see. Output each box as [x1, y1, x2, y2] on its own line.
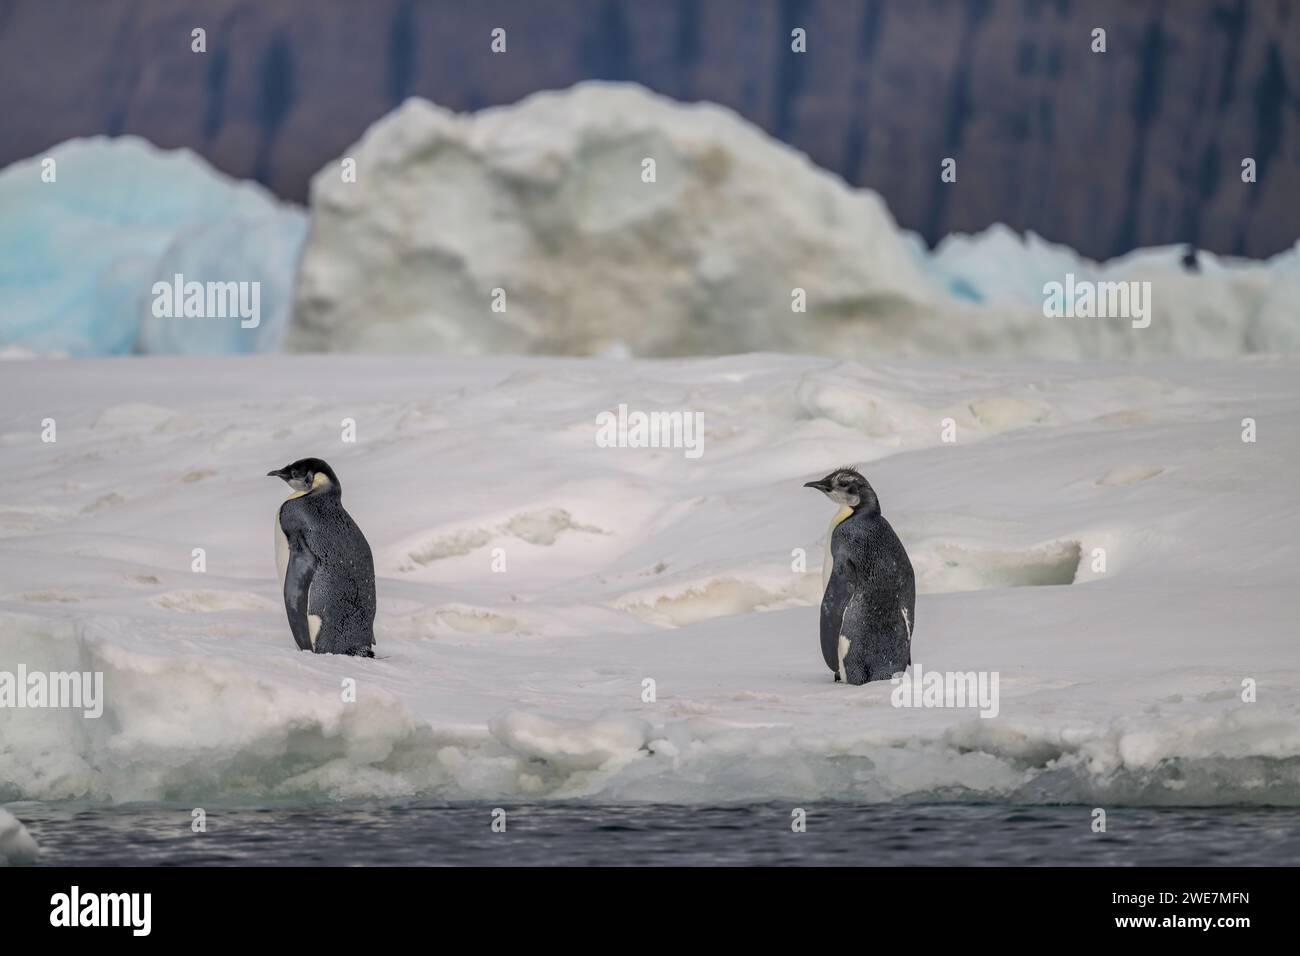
[833, 672, 842, 682]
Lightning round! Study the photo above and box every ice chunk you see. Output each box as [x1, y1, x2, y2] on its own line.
[292, 82, 1300, 360]
[0, 809, 39, 865]
[0, 136, 306, 356]
[292, 82, 932, 357]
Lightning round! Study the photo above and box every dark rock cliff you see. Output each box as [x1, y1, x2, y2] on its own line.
[1, 0, 1295, 259]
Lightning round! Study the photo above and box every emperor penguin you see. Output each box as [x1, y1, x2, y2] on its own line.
[804, 467, 914, 685]
[268, 458, 376, 657]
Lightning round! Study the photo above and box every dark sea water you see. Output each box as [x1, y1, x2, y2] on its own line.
[12, 803, 1300, 866]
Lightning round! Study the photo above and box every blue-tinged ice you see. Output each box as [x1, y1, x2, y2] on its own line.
[0, 137, 306, 356]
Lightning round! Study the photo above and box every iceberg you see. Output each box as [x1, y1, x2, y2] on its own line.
[2, 85, 1296, 360]
[293, 82, 1300, 360]
[0, 136, 306, 357]
[292, 82, 936, 357]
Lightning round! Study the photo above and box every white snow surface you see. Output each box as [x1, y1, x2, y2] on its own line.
[0, 808, 38, 864]
[293, 82, 1300, 360]
[0, 353, 1297, 805]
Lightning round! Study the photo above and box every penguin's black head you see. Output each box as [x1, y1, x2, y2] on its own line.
[804, 466, 879, 514]
[267, 458, 340, 495]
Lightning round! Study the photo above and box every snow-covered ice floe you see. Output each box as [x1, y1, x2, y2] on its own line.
[0, 354, 1297, 805]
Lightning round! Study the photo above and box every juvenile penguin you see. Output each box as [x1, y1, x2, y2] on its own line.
[268, 458, 376, 657]
[804, 467, 914, 685]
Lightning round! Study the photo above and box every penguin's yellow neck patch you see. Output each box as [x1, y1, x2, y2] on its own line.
[286, 472, 331, 500]
[831, 505, 854, 528]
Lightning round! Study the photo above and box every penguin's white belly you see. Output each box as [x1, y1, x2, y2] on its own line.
[837, 634, 850, 682]
[274, 513, 290, 592]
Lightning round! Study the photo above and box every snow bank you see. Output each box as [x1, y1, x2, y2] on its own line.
[0, 353, 1297, 805]
[291, 82, 929, 357]
[293, 82, 1300, 360]
[0, 809, 39, 865]
[926, 224, 1300, 357]
[0, 137, 306, 356]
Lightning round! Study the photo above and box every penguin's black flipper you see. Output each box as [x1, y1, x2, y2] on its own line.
[282, 541, 319, 652]
[819, 557, 856, 673]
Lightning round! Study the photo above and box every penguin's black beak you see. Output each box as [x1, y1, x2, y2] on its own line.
[804, 479, 831, 492]
[267, 469, 285, 479]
